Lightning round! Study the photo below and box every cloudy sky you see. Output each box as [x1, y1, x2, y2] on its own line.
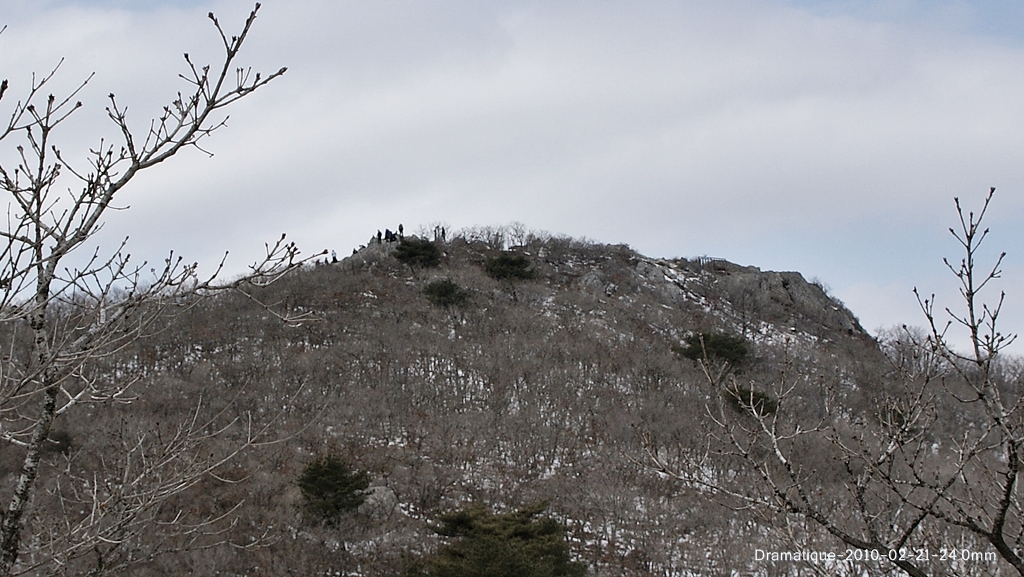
[2, 0, 1023, 353]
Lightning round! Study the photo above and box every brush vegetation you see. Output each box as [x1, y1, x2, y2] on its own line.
[12, 220, 1015, 576]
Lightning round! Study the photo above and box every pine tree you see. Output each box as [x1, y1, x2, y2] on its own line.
[412, 502, 587, 577]
[298, 455, 370, 525]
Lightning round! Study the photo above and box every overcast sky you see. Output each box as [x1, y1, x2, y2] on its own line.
[2, 0, 1023, 353]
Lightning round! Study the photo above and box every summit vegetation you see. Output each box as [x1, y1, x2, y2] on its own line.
[1, 216, 888, 575]
[9, 208, 974, 577]
[3, 211, 1021, 576]
[4, 2, 1019, 573]
[10, 5, 1019, 574]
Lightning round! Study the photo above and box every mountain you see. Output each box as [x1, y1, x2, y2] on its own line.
[18, 229, 891, 576]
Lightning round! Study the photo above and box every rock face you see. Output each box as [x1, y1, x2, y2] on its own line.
[358, 485, 399, 520]
[708, 266, 865, 339]
[574, 251, 867, 345]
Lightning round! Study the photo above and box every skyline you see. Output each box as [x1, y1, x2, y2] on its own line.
[2, 0, 1022, 352]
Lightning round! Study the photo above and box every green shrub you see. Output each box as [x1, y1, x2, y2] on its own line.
[722, 387, 778, 417]
[409, 502, 586, 577]
[484, 253, 535, 281]
[675, 332, 749, 365]
[395, 238, 441, 268]
[424, 279, 470, 308]
[297, 455, 370, 525]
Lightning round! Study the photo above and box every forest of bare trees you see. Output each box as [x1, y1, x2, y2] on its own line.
[640, 189, 1022, 577]
[0, 5, 311, 575]
[42, 226, 879, 576]
[5, 191, 1018, 575]
[4, 4, 1023, 576]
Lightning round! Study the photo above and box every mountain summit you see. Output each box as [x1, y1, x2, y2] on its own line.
[32, 228, 889, 575]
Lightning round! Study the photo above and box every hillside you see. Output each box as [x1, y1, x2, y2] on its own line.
[4, 228, 896, 576]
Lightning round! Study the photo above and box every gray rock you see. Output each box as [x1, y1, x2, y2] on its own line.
[357, 485, 399, 520]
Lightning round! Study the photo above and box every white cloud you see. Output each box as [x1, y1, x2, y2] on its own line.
[2, 0, 1023, 352]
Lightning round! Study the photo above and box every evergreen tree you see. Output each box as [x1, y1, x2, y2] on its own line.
[484, 253, 536, 281]
[721, 386, 778, 417]
[424, 279, 470, 308]
[298, 455, 370, 525]
[395, 238, 442, 267]
[676, 332, 749, 365]
[412, 502, 587, 577]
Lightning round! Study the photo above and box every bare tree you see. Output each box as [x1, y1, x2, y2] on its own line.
[639, 188, 1020, 576]
[0, 5, 306, 574]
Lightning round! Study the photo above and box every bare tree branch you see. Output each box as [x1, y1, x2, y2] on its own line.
[0, 5, 303, 575]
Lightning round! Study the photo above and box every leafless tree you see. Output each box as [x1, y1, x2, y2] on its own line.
[0, 5, 309, 575]
[640, 188, 1021, 576]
